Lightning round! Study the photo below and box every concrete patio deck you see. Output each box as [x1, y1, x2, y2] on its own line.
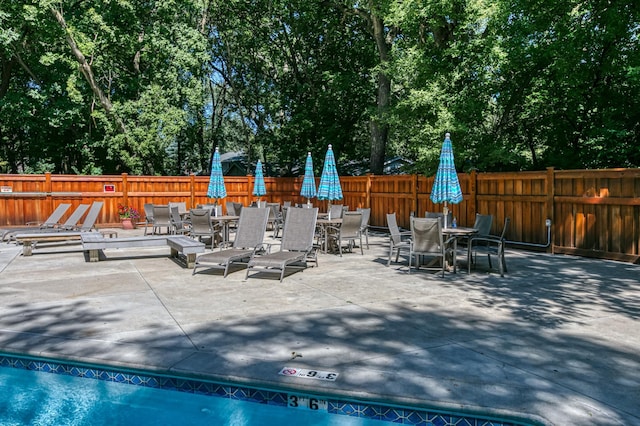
[0, 228, 638, 425]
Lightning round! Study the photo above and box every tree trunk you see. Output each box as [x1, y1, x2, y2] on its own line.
[49, 7, 127, 134]
[369, 14, 391, 175]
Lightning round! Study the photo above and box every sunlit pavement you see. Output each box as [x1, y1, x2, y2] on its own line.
[0, 227, 639, 425]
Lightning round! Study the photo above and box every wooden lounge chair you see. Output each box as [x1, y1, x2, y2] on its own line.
[245, 207, 318, 282]
[192, 207, 269, 277]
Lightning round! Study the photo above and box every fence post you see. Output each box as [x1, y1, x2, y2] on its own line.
[366, 173, 373, 208]
[121, 173, 128, 207]
[469, 169, 477, 222]
[45, 172, 52, 212]
[247, 174, 253, 205]
[190, 173, 195, 209]
[546, 167, 555, 253]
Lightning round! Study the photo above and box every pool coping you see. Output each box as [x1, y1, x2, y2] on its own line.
[1, 351, 539, 426]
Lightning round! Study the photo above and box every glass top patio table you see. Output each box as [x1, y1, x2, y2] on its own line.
[441, 226, 477, 273]
[211, 215, 240, 245]
[316, 218, 342, 253]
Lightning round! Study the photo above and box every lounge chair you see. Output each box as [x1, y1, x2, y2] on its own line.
[57, 204, 90, 230]
[245, 207, 318, 282]
[11, 201, 102, 253]
[1, 203, 71, 241]
[76, 201, 104, 232]
[468, 217, 510, 276]
[386, 212, 411, 266]
[192, 207, 269, 277]
[409, 217, 455, 277]
[3, 203, 91, 241]
[326, 211, 363, 256]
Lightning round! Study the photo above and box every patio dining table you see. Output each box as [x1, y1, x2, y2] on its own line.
[211, 215, 240, 245]
[316, 217, 342, 253]
[441, 226, 477, 273]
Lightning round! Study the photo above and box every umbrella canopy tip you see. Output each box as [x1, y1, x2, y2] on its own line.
[445, 132, 451, 139]
[328, 144, 332, 149]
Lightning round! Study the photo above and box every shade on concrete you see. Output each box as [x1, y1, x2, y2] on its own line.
[0, 230, 639, 425]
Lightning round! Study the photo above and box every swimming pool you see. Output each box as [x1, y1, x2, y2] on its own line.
[0, 353, 531, 425]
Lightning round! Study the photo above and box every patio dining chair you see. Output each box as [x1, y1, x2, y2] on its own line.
[143, 203, 154, 235]
[468, 217, 510, 276]
[151, 205, 172, 235]
[386, 213, 411, 267]
[409, 217, 455, 277]
[326, 211, 363, 256]
[226, 201, 238, 216]
[170, 205, 190, 235]
[329, 204, 344, 220]
[357, 207, 371, 249]
[426, 211, 453, 228]
[189, 208, 221, 249]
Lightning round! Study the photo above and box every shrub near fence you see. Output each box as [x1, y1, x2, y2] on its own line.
[0, 168, 638, 263]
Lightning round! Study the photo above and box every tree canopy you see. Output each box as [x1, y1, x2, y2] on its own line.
[1, 0, 638, 176]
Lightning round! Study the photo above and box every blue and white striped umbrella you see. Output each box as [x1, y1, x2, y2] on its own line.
[300, 152, 317, 203]
[430, 133, 463, 225]
[207, 147, 227, 201]
[317, 145, 343, 201]
[252, 160, 267, 199]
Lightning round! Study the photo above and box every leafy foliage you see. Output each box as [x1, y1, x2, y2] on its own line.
[1, 0, 638, 175]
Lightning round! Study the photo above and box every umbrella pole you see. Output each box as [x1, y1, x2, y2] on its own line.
[443, 202, 449, 228]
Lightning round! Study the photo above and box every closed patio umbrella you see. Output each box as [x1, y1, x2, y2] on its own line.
[300, 152, 317, 206]
[207, 147, 227, 205]
[252, 160, 267, 202]
[430, 133, 463, 228]
[317, 144, 343, 208]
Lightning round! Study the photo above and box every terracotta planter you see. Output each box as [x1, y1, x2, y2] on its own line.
[121, 218, 135, 229]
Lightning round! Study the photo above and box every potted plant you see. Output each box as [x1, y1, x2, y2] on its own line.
[118, 204, 140, 229]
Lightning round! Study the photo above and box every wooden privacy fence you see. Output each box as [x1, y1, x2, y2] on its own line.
[1, 168, 639, 262]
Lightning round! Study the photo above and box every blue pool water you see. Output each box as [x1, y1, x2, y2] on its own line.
[0, 367, 386, 425]
[0, 354, 528, 426]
